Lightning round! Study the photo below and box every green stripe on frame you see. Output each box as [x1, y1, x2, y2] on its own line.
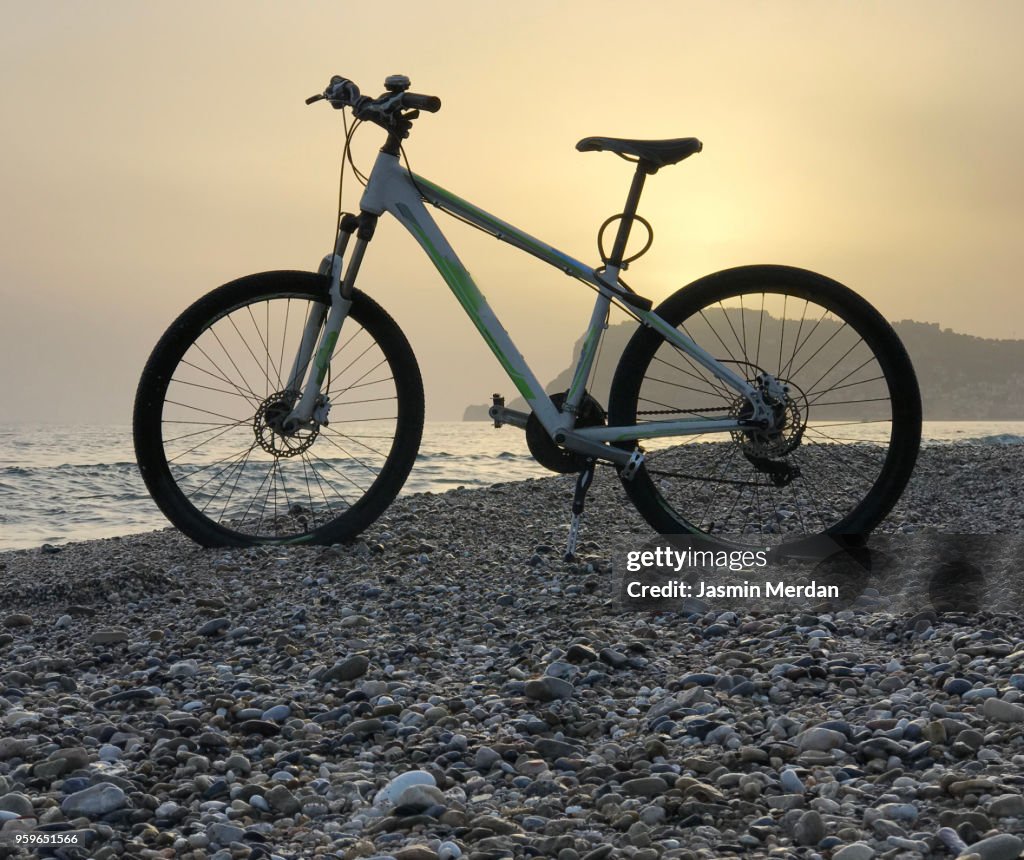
[314, 330, 339, 385]
[395, 202, 536, 400]
[413, 175, 590, 279]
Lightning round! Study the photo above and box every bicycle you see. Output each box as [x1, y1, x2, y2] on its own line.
[133, 74, 922, 556]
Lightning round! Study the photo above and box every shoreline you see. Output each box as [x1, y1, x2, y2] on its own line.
[2, 442, 1023, 559]
[2, 427, 1023, 555]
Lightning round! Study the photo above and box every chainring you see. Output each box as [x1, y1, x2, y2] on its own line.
[525, 392, 606, 474]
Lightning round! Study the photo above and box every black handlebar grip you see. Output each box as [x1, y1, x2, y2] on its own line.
[326, 76, 361, 108]
[401, 93, 441, 113]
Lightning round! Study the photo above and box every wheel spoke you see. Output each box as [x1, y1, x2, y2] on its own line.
[141, 283, 420, 544]
[614, 273, 918, 547]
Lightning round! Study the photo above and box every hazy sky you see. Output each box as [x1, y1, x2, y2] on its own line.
[2, 1, 1022, 423]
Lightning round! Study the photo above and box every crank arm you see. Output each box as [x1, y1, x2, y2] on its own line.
[557, 429, 633, 466]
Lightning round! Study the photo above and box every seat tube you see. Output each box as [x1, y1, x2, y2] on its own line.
[564, 293, 610, 414]
[606, 162, 649, 268]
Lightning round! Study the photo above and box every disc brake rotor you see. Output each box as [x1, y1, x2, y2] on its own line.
[729, 378, 808, 458]
[254, 391, 319, 457]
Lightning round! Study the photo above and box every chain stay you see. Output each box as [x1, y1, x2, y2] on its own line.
[602, 404, 778, 488]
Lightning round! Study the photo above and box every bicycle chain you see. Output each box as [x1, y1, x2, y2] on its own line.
[592, 404, 769, 487]
[635, 405, 728, 416]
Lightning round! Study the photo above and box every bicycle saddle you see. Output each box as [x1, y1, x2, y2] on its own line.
[576, 136, 703, 170]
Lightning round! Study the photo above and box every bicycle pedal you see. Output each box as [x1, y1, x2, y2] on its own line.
[621, 448, 644, 481]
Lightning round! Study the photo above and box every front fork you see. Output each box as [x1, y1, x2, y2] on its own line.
[284, 213, 373, 431]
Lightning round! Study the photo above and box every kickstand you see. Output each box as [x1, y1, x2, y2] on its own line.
[564, 458, 596, 561]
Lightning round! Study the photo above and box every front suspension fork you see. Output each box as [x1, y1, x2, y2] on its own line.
[285, 213, 375, 429]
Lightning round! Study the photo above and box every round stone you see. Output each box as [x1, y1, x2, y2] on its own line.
[60, 782, 128, 819]
[474, 746, 501, 771]
[795, 727, 846, 752]
[524, 676, 574, 701]
[261, 704, 291, 722]
[780, 769, 804, 794]
[0, 792, 34, 818]
[795, 810, 825, 846]
[966, 834, 1024, 860]
[833, 843, 875, 860]
[394, 784, 446, 812]
[989, 795, 1024, 818]
[983, 697, 1024, 723]
[323, 654, 370, 682]
[621, 777, 668, 798]
[943, 678, 972, 696]
[377, 770, 437, 806]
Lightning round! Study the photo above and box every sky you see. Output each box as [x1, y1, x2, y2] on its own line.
[1, 1, 1022, 423]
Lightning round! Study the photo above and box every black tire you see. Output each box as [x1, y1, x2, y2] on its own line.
[608, 265, 921, 549]
[134, 271, 423, 547]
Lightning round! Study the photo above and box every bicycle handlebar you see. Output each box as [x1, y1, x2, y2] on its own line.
[306, 76, 441, 123]
[401, 92, 442, 113]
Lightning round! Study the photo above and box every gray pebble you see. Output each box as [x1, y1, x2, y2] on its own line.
[0, 792, 34, 818]
[794, 810, 825, 846]
[966, 834, 1024, 860]
[261, 704, 291, 721]
[833, 843, 874, 860]
[60, 782, 127, 818]
[207, 822, 245, 845]
[475, 746, 501, 771]
[988, 794, 1024, 818]
[264, 784, 300, 815]
[524, 675, 574, 701]
[621, 777, 668, 798]
[780, 768, 804, 793]
[87, 629, 129, 645]
[322, 654, 370, 682]
[197, 617, 230, 636]
[983, 697, 1024, 723]
[795, 727, 846, 751]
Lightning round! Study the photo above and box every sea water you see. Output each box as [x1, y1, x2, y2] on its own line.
[0, 421, 1021, 551]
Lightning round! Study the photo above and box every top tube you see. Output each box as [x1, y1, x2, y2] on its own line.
[411, 173, 595, 281]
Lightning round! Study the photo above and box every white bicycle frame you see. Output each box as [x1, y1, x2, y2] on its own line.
[286, 149, 765, 468]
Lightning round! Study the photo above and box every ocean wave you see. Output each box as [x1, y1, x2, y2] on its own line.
[7, 419, 1017, 551]
[415, 451, 531, 461]
[956, 433, 1024, 446]
[1, 462, 139, 475]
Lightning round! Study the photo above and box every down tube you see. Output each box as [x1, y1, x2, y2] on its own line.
[387, 194, 561, 430]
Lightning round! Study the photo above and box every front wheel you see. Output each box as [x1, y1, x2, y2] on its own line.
[608, 265, 921, 548]
[134, 271, 424, 547]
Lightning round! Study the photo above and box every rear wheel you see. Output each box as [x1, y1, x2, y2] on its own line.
[608, 265, 921, 548]
[134, 271, 423, 546]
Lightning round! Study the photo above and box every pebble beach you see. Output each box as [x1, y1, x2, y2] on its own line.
[1, 446, 1024, 860]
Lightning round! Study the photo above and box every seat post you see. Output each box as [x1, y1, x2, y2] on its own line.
[606, 160, 652, 269]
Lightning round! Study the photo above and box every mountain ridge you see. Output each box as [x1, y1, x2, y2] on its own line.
[463, 319, 1024, 420]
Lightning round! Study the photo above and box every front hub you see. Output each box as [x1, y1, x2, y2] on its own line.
[254, 391, 319, 457]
